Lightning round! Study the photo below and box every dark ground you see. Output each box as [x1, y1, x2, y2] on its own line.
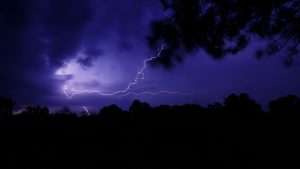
[1, 94, 300, 168]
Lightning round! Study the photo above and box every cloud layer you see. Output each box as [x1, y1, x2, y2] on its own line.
[0, 0, 300, 112]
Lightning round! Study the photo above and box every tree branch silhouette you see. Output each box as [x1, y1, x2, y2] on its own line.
[147, 0, 300, 68]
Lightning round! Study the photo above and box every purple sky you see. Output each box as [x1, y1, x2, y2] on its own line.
[1, 0, 300, 112]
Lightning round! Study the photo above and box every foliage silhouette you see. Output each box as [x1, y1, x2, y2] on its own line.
[56, 106, 73, 115]
[147, 0, 300, 68]
[129, 99, 151, 113]
[0, 93, 300, 167]
[0, 96, 15, 116]
[22, 105, 49, 117]
[269, 95, 300, 118]
[224, 93, 262, 119]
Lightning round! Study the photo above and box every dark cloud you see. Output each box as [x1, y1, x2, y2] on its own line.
[84, 47, 103, 58]
[0, 0, 163, 109]
[0, 0, 94, 106]
[0, 0, 30, 30]
[1, 0, 299, 112]
[77, 56, 96, 68]
[0, 0, 94, 68]
[77, 47, 103, 67]
[42, 0, 93, 67]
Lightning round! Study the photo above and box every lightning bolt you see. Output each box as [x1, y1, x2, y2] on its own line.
[63, 44, 167, 98]
[117, 91, 207, 98]
[62, 43, 207, 105]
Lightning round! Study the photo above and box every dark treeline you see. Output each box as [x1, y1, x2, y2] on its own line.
[1, 93, 300, 168]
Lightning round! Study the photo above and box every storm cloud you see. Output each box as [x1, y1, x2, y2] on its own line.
[0, 0, 300, 112]
[0, 0, 163, 109]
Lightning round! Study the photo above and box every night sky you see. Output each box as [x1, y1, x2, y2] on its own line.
[1, 0, 300, 112]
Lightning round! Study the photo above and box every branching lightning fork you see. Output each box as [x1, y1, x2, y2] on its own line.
[62, 44, 206, 113]
[63, 44, 169, 99]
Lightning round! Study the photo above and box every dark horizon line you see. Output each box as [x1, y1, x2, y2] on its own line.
[1, 92, 299, 116]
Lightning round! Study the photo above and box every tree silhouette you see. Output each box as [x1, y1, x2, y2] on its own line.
[0, 97, 15, 116]
[224, 93, 262, 119]
[269, 95, 300, 118]
[147, 0, 300, 68]
[129, 100, 151, 113]
[56, 106, 73, 114]
[99, 104, 123, 117]
[53, 106, 77, 119]
[1, 94, 300, 167]
[22, 105, 49, 117]
[98, 104, 125, 127]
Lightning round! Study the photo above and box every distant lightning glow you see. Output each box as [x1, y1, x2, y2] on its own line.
[82, 106, 90, 115]
[61, 43, 206, 103]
